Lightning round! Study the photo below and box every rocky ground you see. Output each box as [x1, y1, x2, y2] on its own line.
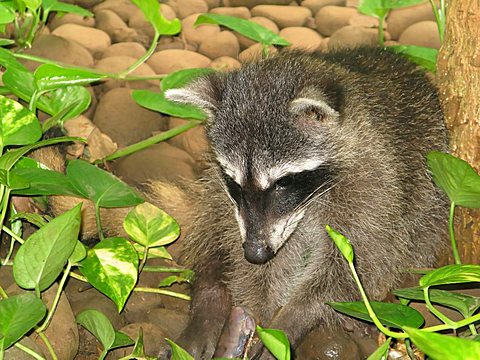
[0, 0, 444, 359]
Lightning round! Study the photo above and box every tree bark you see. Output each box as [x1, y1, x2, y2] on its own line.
[436, 1, 480, 264]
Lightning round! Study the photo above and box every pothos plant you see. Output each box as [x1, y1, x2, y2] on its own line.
[358, 0, 444, 73]
[0, 1, 293, 359]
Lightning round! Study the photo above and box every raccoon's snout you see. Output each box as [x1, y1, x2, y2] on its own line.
[242, 241, 274, 264]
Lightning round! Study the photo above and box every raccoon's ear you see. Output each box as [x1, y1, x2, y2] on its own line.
[289, 97, 339, 122]
[164, 76, 220, 117]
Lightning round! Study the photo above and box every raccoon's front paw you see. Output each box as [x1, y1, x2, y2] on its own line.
[174, 331, 217, 360]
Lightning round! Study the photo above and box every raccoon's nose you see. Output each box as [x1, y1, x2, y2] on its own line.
[242, 241, 274, 264]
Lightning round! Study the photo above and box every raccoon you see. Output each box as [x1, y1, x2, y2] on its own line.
[162, 47, 449, 359]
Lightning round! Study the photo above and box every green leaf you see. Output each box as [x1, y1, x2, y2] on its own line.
[404, 327, 480, 360]
[7, 170, 29, 190]
[195, 14, 290, 46]
[42, 0, 93, 17]
[393, 287, 480, 318]
[0, 48, 28, 72]
[0, 95, 42, 146]
[328, 301, 424, 329]
[256, 326, 291, 360]
[70, 241, 87, 263]
[11, 167, 81, 197]
[134, 244, 172, 260]
[34, 64, 107, 91]
[161, 68, 214, 92]
[132, 90, 207, 120]
[0, 292, 46, 350]
[130, 0, 181, 35]
[10, 211, 48, 228]
[388, 45, 438, 73]
[420, 264, 480, 288]
[358, 0, 389, 18]
[79, 237, 138, 312]
[111, 331, 134, 350]
[427, 151, 480, 208]
[325, 225, 354, 263]
[359, 0, 426, 18]
[13, 204, 82, 292]
[367, 338, 390, 360]
[0, 39, 15, 46]
[158, 271, 194, 288]
[166, 338, 194, 360]
[66, 160, 144, 208]
[76, 309, 116, 351]
[23, 0, 41, 11]
[0, 4, 15, 24]
[0, 136, 83, 171]
[128, 328, 146, 357]
[123, 202, 179, 248]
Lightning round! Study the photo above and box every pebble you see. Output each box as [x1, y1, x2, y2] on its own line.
[93, 0, 139, 22]
[168, 117, 209, 163]
[398, 20, 441, 49]
[94, 9, 139, 43]
[94, 56, 158, 93]
[52, 23, 111, 56]
[315, 5, 358, 36]
[198, 31, 240, 59]
[128, 4, 177, 41]
[329, 25, 388, 49]
[238, 43, 277, 63]
[93, 88, 167, 147]
[209, 56, 242, 71]
[224, 0, 291, 6]
[147, 49, 211, 74]
[251, 5, 312, 28]
[22, 34, 94, 71]
[302, 0, 347, 15]
[168, 0, 209, 19]
[181, 13, 221, 47]
[279, 26, 323, 50]
[113, 142, 197, 184]
[101, 41, 147, 59]
[210, 6, 252, 19]
[48, 13, 95, 30]
[387, 2, 436, 40]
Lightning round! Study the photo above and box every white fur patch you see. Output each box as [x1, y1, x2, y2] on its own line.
[290, 97, 339, 118]
[164, 88, 214, 116]
[256, 158, 325, 190]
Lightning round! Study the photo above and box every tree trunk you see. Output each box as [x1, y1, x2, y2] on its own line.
[436, 1, 480, 264]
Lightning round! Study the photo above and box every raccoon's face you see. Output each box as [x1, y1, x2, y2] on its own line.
[165, 55, 342, 264]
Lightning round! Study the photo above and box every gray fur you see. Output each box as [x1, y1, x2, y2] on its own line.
[166, 48, 449, 358]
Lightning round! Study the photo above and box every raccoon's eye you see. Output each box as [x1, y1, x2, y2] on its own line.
[275, 174, 295, 190]
[223, 173, 242, 203]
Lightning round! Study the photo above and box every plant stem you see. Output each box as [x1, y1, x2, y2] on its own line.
[139, 247, 149, 272]
[14, 342, 46, 360]
[37, 332, 58, 360]
[0, 187, 11, 231]
[428, 0, 444, 42]
[469, 323, 478, 336]
[37, 261, 72, 333]
[423, 311, 480, 332]
[118, 32, 160, 78]
[378, 16, 385, 46]
[349, 262, 408, 339]
[133, 287, 191, 301]
[68, 271, 88, 282]
[405, 338, 416, 360]
[449, 202, 461, 264]
[98, 120, 201, 163]
[3, 225, 25, 244]
[94, 204, 104, 241]
[423, 287, 455, 327]
[0, 285, 8, 299]
[25, 9, 41, 47]
[143, 265, 189, 273]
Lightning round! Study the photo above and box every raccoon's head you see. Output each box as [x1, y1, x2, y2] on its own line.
[166, 53, 343, 264]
